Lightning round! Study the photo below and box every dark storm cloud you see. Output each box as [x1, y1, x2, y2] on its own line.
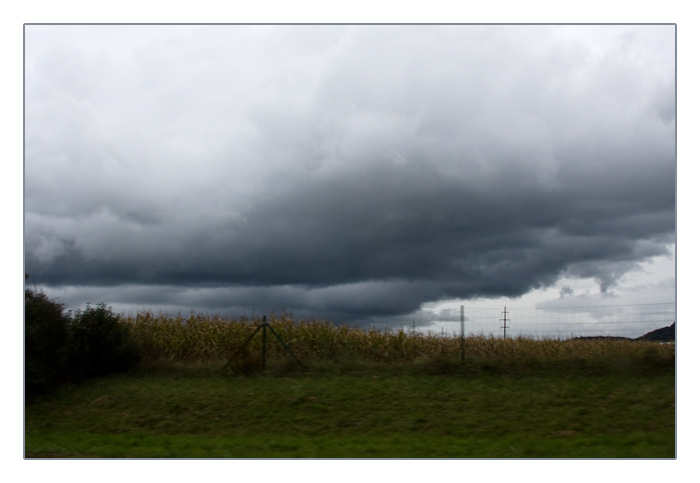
[24, 25, 675, 325]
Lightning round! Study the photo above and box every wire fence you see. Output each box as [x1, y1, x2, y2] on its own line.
[411, 302, 676, 339]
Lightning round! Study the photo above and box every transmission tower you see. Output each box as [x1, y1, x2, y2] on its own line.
[500, 306, 510, 338]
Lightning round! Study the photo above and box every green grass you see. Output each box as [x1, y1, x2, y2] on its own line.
[25, 366, 675, 458]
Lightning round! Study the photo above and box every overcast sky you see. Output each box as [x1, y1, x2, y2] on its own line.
[23, 24, 676, 333]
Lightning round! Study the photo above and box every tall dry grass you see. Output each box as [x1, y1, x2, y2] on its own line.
[121, 311, 675, 375]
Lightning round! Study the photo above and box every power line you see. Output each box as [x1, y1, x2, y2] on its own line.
[506, 302, 675, 310]
[459, 312, 675, 321]
[457, 302, 675, 311]
[445, 319, 674, 327]
[506, 328, 669, 334]
[500, 312, 675, 319]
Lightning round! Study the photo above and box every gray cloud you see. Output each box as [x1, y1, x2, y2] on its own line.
[24, 25, 675, 326]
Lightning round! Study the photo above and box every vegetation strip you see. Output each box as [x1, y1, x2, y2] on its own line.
[25, 291, 675, 458]
[26, 371, 674, 458]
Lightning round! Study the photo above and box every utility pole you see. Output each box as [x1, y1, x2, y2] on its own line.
[261, 315, 267, 369]
[460, 305, 465, 363]
[500, 306, 510, 339]
[223, 314, 306, 372]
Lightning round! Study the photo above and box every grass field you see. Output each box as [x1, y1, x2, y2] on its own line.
[25, 314, 676, 458]
[25, 366, 674, 458]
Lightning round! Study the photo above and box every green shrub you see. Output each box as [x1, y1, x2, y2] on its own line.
[24, 288, 71, 398]
[68, 303, 142, 379]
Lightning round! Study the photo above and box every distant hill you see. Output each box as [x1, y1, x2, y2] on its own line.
[572, 336, 632, 341]
[570, 322, 675, 342]
[634, 322, 675, 342]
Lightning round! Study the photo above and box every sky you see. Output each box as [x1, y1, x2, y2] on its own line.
[23, 24, 676, 337]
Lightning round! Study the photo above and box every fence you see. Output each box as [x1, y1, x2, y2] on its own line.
[410, 302, 676, 340]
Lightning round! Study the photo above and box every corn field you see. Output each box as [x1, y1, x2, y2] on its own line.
[121, 312, 675, 373]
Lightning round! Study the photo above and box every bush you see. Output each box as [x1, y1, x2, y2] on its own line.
[25, 288, 71, 398]
[68, 303, 142, 379]
[26, 290, 143, 399]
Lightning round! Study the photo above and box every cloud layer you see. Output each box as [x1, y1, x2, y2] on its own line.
[24, 25, 676, 325]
